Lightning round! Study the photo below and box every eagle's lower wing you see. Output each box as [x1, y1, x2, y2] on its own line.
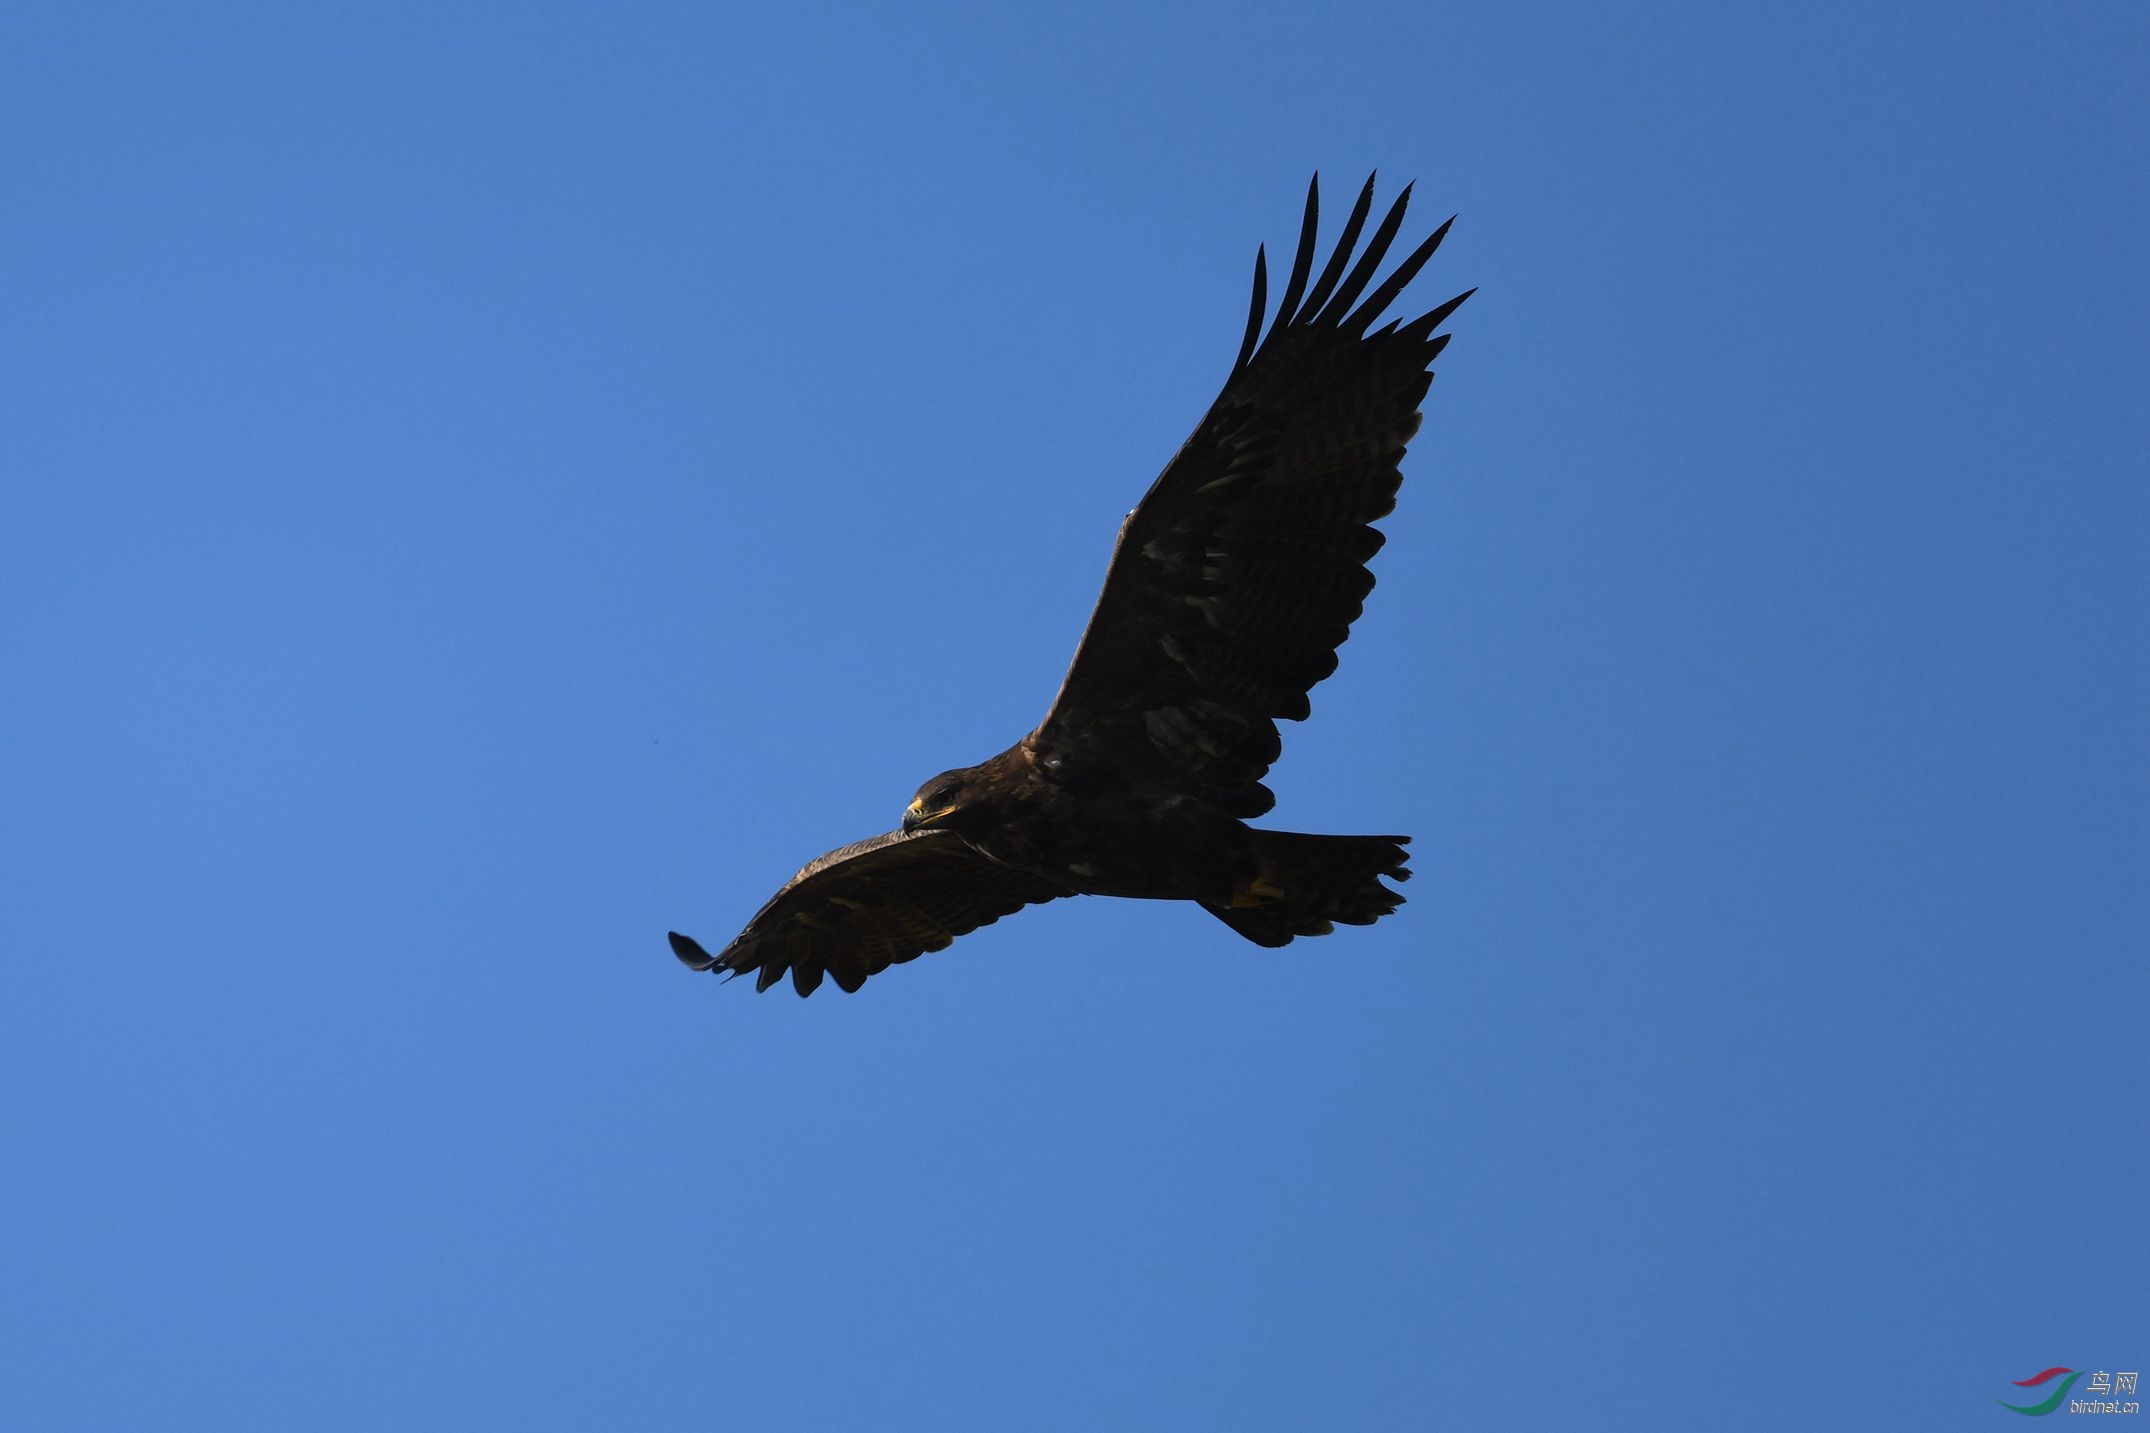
[1035, 175, 1471, 817]
[668, 830, 1071, 996]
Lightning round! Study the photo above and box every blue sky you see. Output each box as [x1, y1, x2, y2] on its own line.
[2, 2, 2142, 1428]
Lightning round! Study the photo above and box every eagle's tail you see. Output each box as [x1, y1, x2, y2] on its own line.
[1200, 831, 1410, 948]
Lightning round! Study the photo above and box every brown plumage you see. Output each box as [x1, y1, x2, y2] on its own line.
[669, 174, 1471, 995]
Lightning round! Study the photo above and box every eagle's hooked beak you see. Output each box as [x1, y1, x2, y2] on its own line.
[904, 795, 959, 833]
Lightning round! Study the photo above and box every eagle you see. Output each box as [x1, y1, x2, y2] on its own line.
[670, 174, 1471, 995]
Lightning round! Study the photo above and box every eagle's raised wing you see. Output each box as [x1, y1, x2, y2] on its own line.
[1034, 175, 1471, 817]
[668, 830, 1071, 996]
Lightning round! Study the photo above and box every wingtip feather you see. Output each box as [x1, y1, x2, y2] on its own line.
[1347, 214, 1457, 335]
[1262, 174, 1322, 350]
[1298, 174, 1378, 325]
[1234, 243, 1268, 373]
[1315, 180, 1414, 328]
[668, 930, 718, 971]
[1422, 286, 1475, 330]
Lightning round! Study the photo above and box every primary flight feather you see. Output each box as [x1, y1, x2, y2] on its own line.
[671, 174, 1472, 995]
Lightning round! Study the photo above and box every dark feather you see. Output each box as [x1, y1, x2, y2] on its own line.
[1233, 244, 1268, 375]
[1260, 174, 1323, 354]
[1298, 174, 1377, 323]
[1311, 179, 1409, 327]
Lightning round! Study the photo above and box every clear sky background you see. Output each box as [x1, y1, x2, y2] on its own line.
[2, 3, 2142, 1428]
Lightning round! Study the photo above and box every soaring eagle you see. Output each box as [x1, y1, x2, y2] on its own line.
[670, 175, 1471, 995]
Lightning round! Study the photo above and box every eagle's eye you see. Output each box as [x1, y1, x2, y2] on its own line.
[932, 785, 960, 808]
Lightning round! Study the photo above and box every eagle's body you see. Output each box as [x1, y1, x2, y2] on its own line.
[909, 741, 1265, 902]
[670, 174, 1469, 995]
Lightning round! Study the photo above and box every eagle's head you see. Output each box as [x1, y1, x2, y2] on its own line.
[903, 767, 977, 834]
[904, 745, 1035, 834]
